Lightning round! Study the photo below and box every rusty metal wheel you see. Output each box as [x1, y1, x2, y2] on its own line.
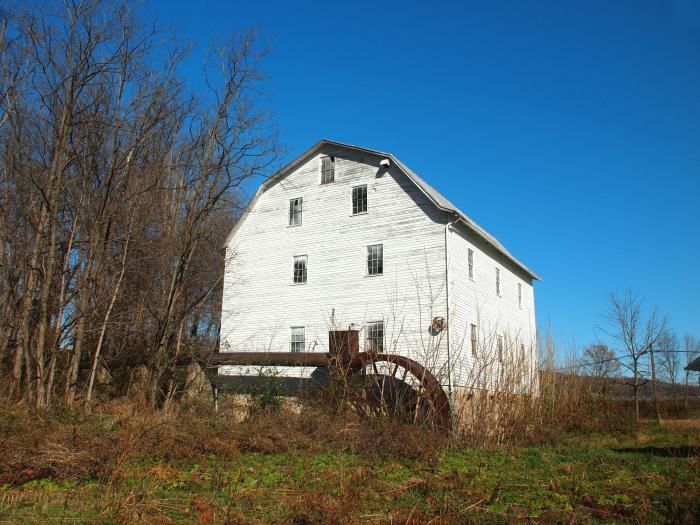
[347, 352, 451, 429]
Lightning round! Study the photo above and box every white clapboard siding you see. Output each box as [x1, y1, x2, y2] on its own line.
[221, 141, 538, 390]
[221, 147, 450, 381]
[447, 222, 538, 389]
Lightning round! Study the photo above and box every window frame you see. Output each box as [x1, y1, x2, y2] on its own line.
[518, 282, 522, 308]
[470, 323, 478, 357]
[289, 197, 303, 226]
[320, 156, 335, 184]
[290, 326, 305, 353]
[497, 335, 504, 363]
[366, 321, 384, 352]
[351, 184, 368, 215]
[467, 248, 474, 280]
[366, 244, 384, 276]
[292, 255, 308, 285]
[495, 267, 501, 296]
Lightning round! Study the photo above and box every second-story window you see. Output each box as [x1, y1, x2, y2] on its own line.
[366, 321, 384, 352]
[293, 255, 307, 284]
[352, 185, 367, 214]
[496, 267, 501, 296]
[321, 156, 335, 184]
[468, 248, 474, 279]
[289, 197, 303, 226]
[367, 244, 383, 275]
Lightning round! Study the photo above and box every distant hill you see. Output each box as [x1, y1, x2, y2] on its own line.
[541, 371, 700, 400]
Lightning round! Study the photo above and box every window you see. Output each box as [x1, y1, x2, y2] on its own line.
[352, 185, 367, 215]
[289, 197, 303, 226]
[293, 255, 307, 284]
[366, 321, 384, 352]
[496, 268, 501, 295]
[497, 335, 504, 362]
[290, 327, 305, 352]
[468, 249, 474, 279]
[321, 156, 334, 184]
[470, 323, 478, 357]
[518, 283, 522, 307]
[367, 244, 383, 275]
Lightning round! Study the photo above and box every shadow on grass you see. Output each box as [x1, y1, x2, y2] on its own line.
[613, 445, 700, 458]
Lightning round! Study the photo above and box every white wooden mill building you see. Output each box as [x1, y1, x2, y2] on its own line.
[220, 140, 540, 396]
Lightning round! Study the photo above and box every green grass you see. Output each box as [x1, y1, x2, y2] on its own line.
[1, 423, 698, 524]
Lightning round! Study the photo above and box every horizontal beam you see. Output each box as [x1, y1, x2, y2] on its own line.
[192, 352, 333, 368]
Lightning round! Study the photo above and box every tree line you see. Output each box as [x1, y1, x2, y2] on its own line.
[0, 0, 276, 408]
[580, 291, 700, 422]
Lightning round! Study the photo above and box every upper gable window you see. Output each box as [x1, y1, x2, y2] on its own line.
[467, 248, 474, 279]
[321, 156, 335, 184]
[352, 185, 367, 215]
[495, 268, 501, 296]
[289, 197, 303, 226]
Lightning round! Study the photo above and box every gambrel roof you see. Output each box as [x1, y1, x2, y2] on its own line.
[227, 139, 541, 281]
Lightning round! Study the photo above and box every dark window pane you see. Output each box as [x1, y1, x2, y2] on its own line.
[367, 244, 383, 275]
[352, 185, 367, 214]
[289, 197, 303, 226]
[321, 156, 334, 184]
[293, 255, 307, 283]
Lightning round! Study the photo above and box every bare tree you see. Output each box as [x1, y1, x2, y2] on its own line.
[582, 344, 620, 379]
[604, 291, 667, 422]
[0, 0, 276, 408]
[582, 343, 619, 399]
[657, 331, 681, 392]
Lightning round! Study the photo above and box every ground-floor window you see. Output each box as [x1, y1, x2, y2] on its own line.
[366, 321, 384, 352]
[290, 326, 305, 352]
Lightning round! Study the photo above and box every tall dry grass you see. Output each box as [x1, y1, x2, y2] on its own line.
[445, 326, 629, 446]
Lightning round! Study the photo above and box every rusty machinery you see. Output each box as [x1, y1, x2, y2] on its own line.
[192, 330, 451, 429]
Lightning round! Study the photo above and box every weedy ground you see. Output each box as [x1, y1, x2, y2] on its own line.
[0, 398, 698, 524]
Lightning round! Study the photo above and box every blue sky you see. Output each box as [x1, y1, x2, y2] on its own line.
[147, 0, 700, 351]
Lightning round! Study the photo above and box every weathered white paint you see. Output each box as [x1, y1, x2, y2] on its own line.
[447, 221, 537, 389]
[220, 141, 538, 391]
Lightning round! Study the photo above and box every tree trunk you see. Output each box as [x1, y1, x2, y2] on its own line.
[633, 359, 640, 423]
[86, 220, 132, 405]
